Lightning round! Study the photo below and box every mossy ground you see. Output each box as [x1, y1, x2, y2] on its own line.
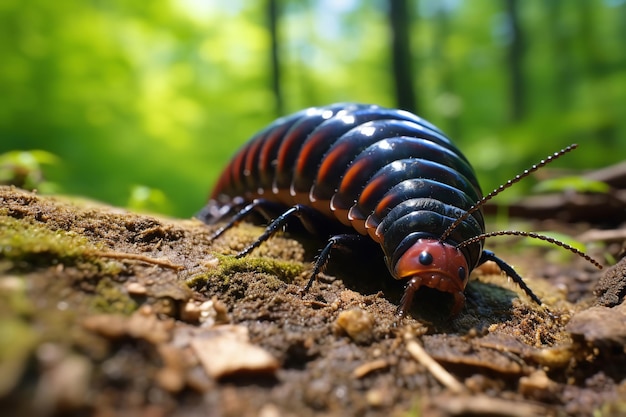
[0, 186, 624, 417]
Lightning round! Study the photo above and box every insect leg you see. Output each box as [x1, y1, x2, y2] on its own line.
[236, 204, 328, 258]
[206, 199, 286, 241]
[303, 234, 368, 292]
[196, 196, 245, 225]
[478, 250, 542, 306]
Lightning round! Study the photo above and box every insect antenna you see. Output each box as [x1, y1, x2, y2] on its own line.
[439, 144, 578, 243]
[456, 230, 603, 269]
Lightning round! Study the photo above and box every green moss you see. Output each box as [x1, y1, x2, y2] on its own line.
[0, 274, 38, 396]
[0, 318, 39, 396]
[0, 275, 33, 317]
[187, 253, 304, 289]
[0, 211, 135, 316]
[0, 213, 120, 274]
[595, 400, 626, 417]
[90, 277, 138, 315]
[1, 212, 85, 258]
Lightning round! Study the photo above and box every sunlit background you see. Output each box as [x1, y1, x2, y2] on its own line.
[1, 0, 625, 216]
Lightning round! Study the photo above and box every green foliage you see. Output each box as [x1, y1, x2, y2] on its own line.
[0, 0, 624, 216]
[533, 176, 611, 194]
[126, 185, 173, 214]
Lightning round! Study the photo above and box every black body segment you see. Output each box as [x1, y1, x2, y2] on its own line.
[200, 103, 585, 319]
[206, 103, 486, 287]
[201, 108, 598, 316]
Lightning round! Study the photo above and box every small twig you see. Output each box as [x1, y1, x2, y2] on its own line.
[405, 337, 466, 394]
[429, 393, 547, 417]
[87, 250, 184, 271]
[352, 359, 389, 379]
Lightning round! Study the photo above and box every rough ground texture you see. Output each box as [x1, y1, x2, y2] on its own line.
[0, 186, 625, 417]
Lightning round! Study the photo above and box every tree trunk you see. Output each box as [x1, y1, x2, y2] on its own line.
[433, 4, 460, 138]
[267, 0, 283, 116]
[505, 0, 525, 122]
[545, 0, 574, 109]
[387, 0, 417, 113]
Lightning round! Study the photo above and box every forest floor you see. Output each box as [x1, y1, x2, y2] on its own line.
[1, 185, 625, 417]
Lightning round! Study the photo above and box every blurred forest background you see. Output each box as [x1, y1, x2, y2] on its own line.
[1, 0, 625, 217]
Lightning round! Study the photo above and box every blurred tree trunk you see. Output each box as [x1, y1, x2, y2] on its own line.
[434, 4, 460, 138]
[576, 0, 603, 76]
[298, 0, 318, 107]
[505, 0, 525, 122]
[620, 1, 626, 51]
[545, 0, 574, 109]
[267, 0, 283, 116]
[387, 0, 417, 113]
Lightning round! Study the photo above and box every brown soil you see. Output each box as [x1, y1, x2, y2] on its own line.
[1, 185, 625, 417]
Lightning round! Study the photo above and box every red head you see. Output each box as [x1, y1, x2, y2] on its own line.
[393, 238, 469, 316]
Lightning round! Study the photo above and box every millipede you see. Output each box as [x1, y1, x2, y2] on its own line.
[198, 103, 603, 317]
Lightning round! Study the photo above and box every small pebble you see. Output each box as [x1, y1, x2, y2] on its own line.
[334, 308, 374, 344]
[181, 300, 202, 323]
[126, 282, 147, 295]
[365, 387, 389, 407]
[258, 403, 281, 417]
[191, 325, 279, 379]
[519, 370, 558, 401]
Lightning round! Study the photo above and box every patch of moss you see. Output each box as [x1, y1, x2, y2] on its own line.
[0, 275, 38, 396]
[0, 274, 33, 318]
[90, 277, 138, 315]
[595, 399, 626, 417]
[0, 318, 39, 396]
[187, 253, 304, 289]
[0, 213, 120, 274]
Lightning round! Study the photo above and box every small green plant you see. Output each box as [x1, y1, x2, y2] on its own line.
[0, 150, 60, 193]
[533, 176, 610, 194]
[126, 185, 173, 214]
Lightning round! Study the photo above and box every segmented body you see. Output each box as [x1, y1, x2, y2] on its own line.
[201, 103, 491, 315]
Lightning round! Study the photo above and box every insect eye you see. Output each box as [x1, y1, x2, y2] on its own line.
[458, 266, 466, 281]
[418, 251, 433, 265]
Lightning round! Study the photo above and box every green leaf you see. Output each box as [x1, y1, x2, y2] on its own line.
[126, 185, 173, 214]
[533, 177, 611, 194]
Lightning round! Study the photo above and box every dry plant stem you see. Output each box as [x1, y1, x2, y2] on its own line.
[87, 250, 184, 271]
[433, 394, 547, 417]
[405, 337, 466, 394]
[352, 359, 389, 379]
